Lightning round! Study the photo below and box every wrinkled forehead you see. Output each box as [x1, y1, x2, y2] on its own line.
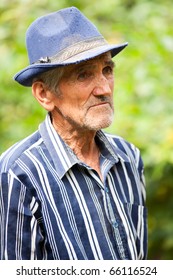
[63, 51, 113, 73]
[83, 51, 112, 64]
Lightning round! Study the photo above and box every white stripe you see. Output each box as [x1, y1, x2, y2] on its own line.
[121, 161, 134, 204]
[137, 205, 145, 259]
[30, 216, 37, 260]
[30, 197, 39, 259]
[16, 185, 25, 259]
[4, 173, 14, 259]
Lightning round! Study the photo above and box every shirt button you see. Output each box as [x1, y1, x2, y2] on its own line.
[113, 221, 119, 228]
[105, 187, 109, 193]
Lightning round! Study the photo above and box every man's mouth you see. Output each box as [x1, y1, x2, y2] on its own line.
[90, 102, 110, 108]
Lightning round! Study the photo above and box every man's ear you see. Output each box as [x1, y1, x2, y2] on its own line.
[32, 81, 55, 111]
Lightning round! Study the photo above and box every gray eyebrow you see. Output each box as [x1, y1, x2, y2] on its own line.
[75, 59, 115, 73]
[106, 60, 115, 68]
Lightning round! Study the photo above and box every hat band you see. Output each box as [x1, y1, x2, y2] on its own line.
[33, 36, 108, 64]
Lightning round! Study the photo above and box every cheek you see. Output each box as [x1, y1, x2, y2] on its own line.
[58, 79, 94, 111]
[110, 76, 114, 89]
[58, 96, 84, 117]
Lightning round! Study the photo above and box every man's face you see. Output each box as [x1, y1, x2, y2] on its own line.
[53, 52, 115, 132]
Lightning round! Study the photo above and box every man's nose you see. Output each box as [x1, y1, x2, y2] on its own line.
[92, 74, 113, 96]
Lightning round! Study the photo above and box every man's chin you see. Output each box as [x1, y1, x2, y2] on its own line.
[84, 116, 114, 131]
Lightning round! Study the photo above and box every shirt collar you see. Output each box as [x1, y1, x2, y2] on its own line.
[95, 130, 130, 162]
[39, 114, 129, 179]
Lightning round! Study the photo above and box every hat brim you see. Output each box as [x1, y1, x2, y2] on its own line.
[14, 42, 128, 87]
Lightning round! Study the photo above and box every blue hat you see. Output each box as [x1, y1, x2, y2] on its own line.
[14, 7, 128, 87]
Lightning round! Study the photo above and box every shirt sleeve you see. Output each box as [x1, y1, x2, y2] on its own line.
[0, 171, 45, 260]
[135, 145, 147, 205]
[133, 146, 148, 259]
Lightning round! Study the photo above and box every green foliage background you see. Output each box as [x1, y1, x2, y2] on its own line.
[0, 0, 173, 259]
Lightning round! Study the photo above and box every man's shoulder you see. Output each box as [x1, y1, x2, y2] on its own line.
[105, 132, 136, 148]
[103, 132, 140, 160]
[0, 130, 41, 173]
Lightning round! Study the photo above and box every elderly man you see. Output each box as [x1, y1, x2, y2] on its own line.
[0, 7, 147, 260]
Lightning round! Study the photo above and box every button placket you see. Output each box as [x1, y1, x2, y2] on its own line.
[104, 182, 128, 260]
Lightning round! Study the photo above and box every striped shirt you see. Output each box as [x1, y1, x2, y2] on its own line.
[0, 114, 147, 260]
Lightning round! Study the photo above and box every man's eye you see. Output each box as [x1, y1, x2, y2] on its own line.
[78, 72, 91, 81]
[103, 66, 113, 75]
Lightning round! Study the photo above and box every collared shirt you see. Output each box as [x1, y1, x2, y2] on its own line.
[0, 114, 147, 260]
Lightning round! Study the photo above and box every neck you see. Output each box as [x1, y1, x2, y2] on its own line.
[51, 115, 102, 180]
[53, 118, 98, 159]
